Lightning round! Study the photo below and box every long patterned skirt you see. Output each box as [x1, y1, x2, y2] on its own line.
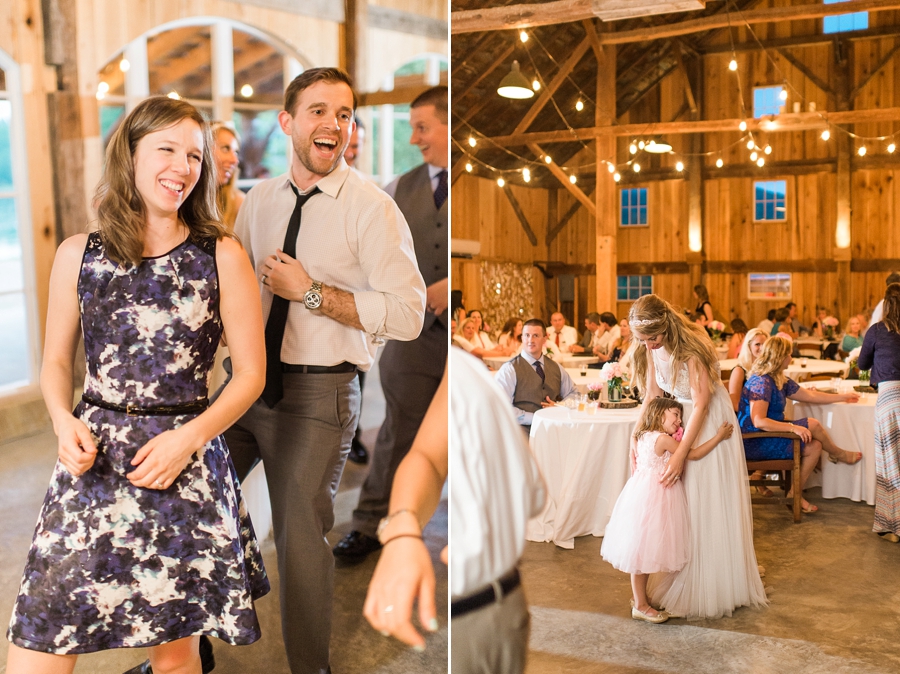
[874, 380, 900, 535]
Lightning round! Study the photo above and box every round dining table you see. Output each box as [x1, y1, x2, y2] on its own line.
[719, 357, 849, 380]
[483, 353, 599, 371]
[791, 380, 876, 505]
[565, 366, 603, 394]
[526, 404, 641, 549]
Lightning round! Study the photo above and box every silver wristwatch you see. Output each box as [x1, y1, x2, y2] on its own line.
[303, 280, 323, 309]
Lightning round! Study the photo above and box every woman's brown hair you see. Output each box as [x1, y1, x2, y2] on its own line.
[883, 283, 900, 334]
[749, 335, 793, 389]
[94, 96, 226, 266]
[634, 396, 684, 440]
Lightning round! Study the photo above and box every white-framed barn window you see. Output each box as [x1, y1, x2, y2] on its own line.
[748, 273, 792, 300]
[0, 53, 40, 393]
[754, 180, 787, 222]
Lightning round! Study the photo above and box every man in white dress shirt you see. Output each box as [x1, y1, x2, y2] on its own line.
[545, 312, 578, 355]
[451, 349, 545, 673]
[495, 319, 577, 434]
[225, 67, 425, 674]
[591, 311, 622, 362]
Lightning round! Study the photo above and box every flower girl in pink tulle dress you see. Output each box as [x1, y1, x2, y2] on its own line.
[601, 397, 733, 623]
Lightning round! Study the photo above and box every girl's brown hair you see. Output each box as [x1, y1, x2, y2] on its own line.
[94, 96, 226, 266]
[883, 282, 900, 334]
[749, 335, 793, 389]
[211, 123, 243, 232]
[634, 396, 684, 440]
[628, 294, 720, 393]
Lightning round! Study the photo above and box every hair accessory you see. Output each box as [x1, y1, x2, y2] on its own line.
[630, 318, 657, 327]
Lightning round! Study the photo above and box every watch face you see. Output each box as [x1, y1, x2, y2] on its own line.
[304, 291, 323, 309]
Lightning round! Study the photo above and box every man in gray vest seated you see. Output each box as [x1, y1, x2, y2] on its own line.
[494, 318, 577, 436]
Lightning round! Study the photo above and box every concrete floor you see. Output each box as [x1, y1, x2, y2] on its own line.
[0, 368, 448, 674]
[520, 489, 900, 674]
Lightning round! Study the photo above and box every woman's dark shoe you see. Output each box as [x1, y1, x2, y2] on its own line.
[333, 530, 382, 566]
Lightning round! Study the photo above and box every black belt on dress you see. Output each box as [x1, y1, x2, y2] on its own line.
[81, 394, 209, 417]
[451, 567, 521, 619]
[280, 362, 358, 374]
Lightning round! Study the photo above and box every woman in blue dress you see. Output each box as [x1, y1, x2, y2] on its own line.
[738, 336, 860, 513]
[6, 97, 268, 674]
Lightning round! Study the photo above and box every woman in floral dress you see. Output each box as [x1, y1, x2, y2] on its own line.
[6, 96, 268, 674]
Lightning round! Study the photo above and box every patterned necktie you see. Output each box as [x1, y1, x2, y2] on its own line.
[534, 361, 545, 383]
[434, 170, 448, 209]
[261, 185, 320, 408]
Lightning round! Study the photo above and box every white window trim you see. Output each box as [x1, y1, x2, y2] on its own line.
[617, 275, 654, 302]
[752, 179, 788, 223]
[748, 272, 792, 300]
[752, 84, 785, 119]
[619, 187, 649, 228]
[0, 50, 41, 396]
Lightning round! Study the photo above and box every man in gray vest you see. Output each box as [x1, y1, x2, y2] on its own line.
[494, 318, 578, 436]
[334, 86, 448, 564]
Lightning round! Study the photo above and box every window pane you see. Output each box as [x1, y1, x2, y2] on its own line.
[233, 31, 283, 107]
[618, 288, 627, 300]
[639, 207, 647, 224]
[148, 26, 213, 99]
[99, 105, 126, 151]
[617, 276, 627, 288]
[753, 86, 782, 117]
[0, 292, 29, 387]
[233, 109, 287, 179]
[639, 188, 647, 206]
[0, 101, 11, 191]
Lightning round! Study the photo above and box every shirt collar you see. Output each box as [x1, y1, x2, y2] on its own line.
[427, 164, 446, 179]
[520, 351, 544, 366]
[279, 158, 351, 199]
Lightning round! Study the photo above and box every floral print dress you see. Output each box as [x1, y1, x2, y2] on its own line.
[7, 233, 269, 655]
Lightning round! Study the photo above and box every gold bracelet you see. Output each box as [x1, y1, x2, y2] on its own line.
[382, 533, 424, 546]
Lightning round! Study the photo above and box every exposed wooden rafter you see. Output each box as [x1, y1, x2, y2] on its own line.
[528, 142, 597, 216]
[851, 41, 900, 99]
[501, 185, 538, 245]
[454, 43, 515, 104]
[546, 187, 594, 245]
[775, 48, 833, 97]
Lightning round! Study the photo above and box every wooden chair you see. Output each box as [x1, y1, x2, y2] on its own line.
[742, 431, 802, 523]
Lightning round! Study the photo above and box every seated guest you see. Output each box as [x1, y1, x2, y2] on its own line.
[784, 302, 808, 336]
[454, 317, 511, 360]
[693, 284, 715, 323]
[608, 318, 634, 371]
[738, 336, 861, 513]
[467, 309, 494, 345]
[494, 319, 577, 434]
[569, 312, 601, 354]
[770, 307, 797, 338]
[691, 312, 709, 330]
[727, 318, 749, 359]
[498, 318, 523, 353]
[728, 328, 768, 411]
[591, 312, 621, 362]
[546, 312, 579, 353]
[757, 308, 776, 337]
[841, 316, 864, 354]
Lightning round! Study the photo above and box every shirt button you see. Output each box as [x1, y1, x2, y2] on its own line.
[434, 243, 440, 249]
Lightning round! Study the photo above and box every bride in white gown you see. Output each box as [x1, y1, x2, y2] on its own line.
[628, 295, 767, 619]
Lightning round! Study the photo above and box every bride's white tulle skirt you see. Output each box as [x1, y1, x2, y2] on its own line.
[646, 384, 768, 619]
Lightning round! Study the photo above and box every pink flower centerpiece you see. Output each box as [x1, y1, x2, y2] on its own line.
[823, 315, 839, 339]
[598, 361, 627, 402]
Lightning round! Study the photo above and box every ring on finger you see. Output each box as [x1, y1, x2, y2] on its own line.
[155, 479, 163, 488]
[384, 605, 394, 613]
[261, 275, 268, 284]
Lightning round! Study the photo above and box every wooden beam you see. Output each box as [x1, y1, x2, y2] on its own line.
[703, 260, 838, 273]
[501, 184, 538, 246]
[674, 41, 698, 115]
[368, 6, 448, 40]
[546, 188, 594, 245]
[359, 79, 447, 107]
[620, 261, 691, 275]
[851, 258, 900, 272]
[450, 155, 469, 186]
[220, 0, 344, 22]
[835, 43, 853, 324]
[851, 41, 900, 99]
[598, 1, 900, 45]
[512, 37, 591, 134]
[775, 47, 833, 97]
[343, 0, 367, 89]
[454, 43, 515, 105]
[702, 25, 900, 53]
[528, 142, 597, 217]
[451, 0, 706, 34]
[484, 107, 900, 145]
[703, 158, 836, 179]
[582, 19, 604, 61]
[534, 261, 597, 277]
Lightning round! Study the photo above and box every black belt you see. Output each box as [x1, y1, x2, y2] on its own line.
[280, 362, 358, 374]
[451, 567, 521, 619]
[82, 394, 209, 417]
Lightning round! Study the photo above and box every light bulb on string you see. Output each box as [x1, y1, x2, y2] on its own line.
[750, 151, 758, 161]
[629, 142, 638, 154]
[544, 155, 552, 164]
[520, 31, 528, 43]
[607, 162, 616, 173]
[569, 174, 577, 184]
[468, 136, 477, 147]
[821, 129, 831, 141]
[764, 145, 772, 155]
[889, 143, 897, 154]
[465, 162, 473, 172]
[575, 100, 584, 112]
[716, 158, 724, 168]
[497, 177, 505, 187]
[779, 88, 788, 101]
[638, 140, 645, 150]
[729, 59, 738, 71]
[757, 157, 765, 167]
[532, 79, 541, 91]
[523, 168, 531, 183]
[613, 172, 621, 182]
[633, 163, 641, 173]
[676, 161, 684, 172]
[858, 145, 867, 157]
[739, 120, 747, 132]
[119, 58, 130, 72]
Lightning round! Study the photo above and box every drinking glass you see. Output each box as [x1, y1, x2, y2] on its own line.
[587, 401, 598, 415]
[577, 395, 586, 412]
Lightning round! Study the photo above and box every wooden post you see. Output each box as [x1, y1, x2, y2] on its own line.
[834, 38, 853, 322]
[343, 0, 367, 90]
[41, 0, 88, 242]
[686, 51, 705, 305]
[211, 21, 235, 123]
[595, 36, 617, 313]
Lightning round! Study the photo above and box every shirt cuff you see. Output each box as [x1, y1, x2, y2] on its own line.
[354, 290, 387, 337]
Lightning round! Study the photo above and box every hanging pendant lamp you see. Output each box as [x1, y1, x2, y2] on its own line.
[497, 61, 535, 99]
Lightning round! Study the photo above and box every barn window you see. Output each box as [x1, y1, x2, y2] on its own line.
[617, 275, 653, 301]
[823, 0, 868, 33]
[748, 273, 792, 300]
[753, 86, 784, 118]
[754, 180, 787, 221]
[620, 187, 647, 226]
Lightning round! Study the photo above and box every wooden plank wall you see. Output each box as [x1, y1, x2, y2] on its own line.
[453, 2, 900, 332]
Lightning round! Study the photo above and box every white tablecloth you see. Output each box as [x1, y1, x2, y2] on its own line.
[719, 358, 848, 380]
[791, 381, 876, 505]
[483, 353, 599, 371]
[565, 367, 603, 394]
[526, 405, 641, 548]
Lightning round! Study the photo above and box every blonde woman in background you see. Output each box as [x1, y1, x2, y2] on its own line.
[728, 328, 769, 412]
[629, 294, 767, 620]
[211, 122, 245, 232]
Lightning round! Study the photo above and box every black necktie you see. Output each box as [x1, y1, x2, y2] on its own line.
[434, 170, 448, 209]
[534, 361, 545, 383]
[261, 185, 320, 408]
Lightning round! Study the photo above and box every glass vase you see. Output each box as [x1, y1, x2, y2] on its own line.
[608, 381, 622, 403]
